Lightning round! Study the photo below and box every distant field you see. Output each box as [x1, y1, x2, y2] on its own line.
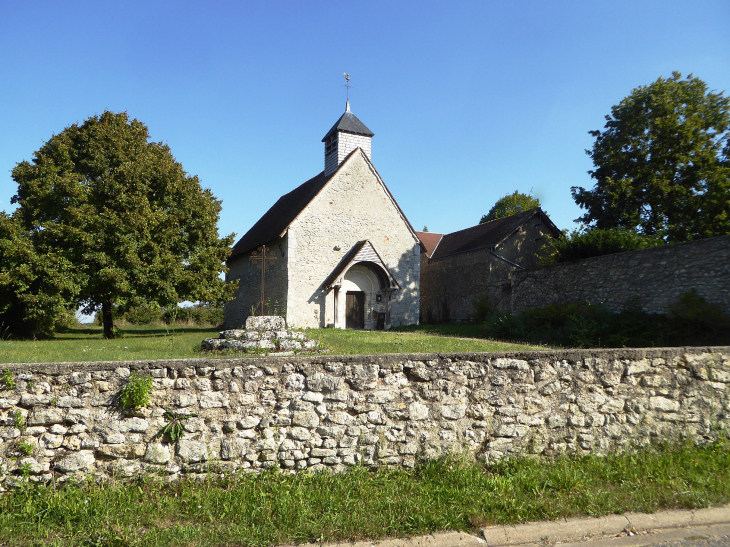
[0, 325, 543, 364]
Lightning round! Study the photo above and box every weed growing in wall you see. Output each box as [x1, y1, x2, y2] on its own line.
[155, 408, 197, 442]
[17, 440, 34, 457]
[12, 411, 26, 431]
[1, 369, 15, 390]
[119, 371, 154, 410]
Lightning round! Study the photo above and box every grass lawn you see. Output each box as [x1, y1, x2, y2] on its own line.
[0, 325, 543, 364]
[1, 442, 728, 547]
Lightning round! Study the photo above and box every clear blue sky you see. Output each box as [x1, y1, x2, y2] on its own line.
[1, 1, 729, 240]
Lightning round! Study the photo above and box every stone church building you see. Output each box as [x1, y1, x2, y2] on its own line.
[224, 102, 421, 330]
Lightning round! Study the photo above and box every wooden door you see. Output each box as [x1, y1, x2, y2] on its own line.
[346, 291, 365, 329]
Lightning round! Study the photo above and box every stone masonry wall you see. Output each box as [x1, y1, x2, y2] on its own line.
[420, 222, 554, 323]
[287, 150, 420, 328]
[224, 235, 289, 329]
[1, 347, 728, 488]
[510, 235, 730, 314]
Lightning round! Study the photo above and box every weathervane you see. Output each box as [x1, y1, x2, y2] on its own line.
[250, 244, 277, 316]
[342, 72, 352, 102]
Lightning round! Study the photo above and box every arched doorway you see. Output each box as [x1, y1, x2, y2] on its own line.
[322, 240, 401, 330]
[341, 264, 380, 329]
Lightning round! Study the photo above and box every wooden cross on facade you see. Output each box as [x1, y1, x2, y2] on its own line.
[250, 244, 277, 316]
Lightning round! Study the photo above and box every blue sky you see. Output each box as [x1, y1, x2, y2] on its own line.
[1, 1, 729, 240]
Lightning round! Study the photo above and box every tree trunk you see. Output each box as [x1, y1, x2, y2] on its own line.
[102, 300, 114, 339]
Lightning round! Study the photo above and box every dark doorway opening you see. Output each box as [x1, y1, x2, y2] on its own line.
[346, 291, 365, 329]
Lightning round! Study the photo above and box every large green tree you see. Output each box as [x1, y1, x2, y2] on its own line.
[9, 111, 235, 338]
[0, 212, 79, 338]
[480, 191, 540, 224]
[572, 72, 730, 243]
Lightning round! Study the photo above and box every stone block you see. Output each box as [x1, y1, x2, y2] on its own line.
[246, 316, 286, 331]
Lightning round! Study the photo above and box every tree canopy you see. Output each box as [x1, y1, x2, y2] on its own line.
[572, 72, 730, 243]
[7, 111, 235, 338]
[480, 191, 540, 224]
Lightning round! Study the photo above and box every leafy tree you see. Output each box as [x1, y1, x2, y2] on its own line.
[9, 111, 235, 338]
[541, 227, 664, 265]
[480, 191, 540, 224]
[0, 213, 79, 338]
[573, 72, 730, 243]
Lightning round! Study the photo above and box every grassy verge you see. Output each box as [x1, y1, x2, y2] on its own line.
[1, 442, 728, 546]
[0, 326, 543, 364]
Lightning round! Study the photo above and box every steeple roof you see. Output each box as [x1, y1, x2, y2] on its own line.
[321, 105, 374, 142]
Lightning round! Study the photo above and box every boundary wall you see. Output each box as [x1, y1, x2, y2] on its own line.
[510, 235, 730, 314]
[1, 348, 729, 488]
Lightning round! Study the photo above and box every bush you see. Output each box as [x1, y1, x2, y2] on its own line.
[472, 293, 494, 323]
[162, 302, 224, 326]
[482, 292, 730, 348]
[121, 302, 163, 325]
[668, 289, 730, 345]
[94, 301, 224, 327]
[542, 227, 664, 265]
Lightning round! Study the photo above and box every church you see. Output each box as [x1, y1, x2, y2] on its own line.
[224, 101, 421, 330]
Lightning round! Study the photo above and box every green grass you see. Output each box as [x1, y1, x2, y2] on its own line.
[0, 326, 220, 364]
[0, 442, 728, 546]
[309, 327, 542, 355]
[0, 325, 542, 364]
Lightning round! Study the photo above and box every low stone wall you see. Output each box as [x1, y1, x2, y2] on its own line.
[510, 235, 730, 314]
[1, 348, 729, 488]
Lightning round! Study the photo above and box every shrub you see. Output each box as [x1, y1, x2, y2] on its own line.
[667, 289, 730, 345]
[485, 313, 526, 341]
[482, 291, 730, 348]
[542, 227, 664, 265]
[472, 293, 494, 323]
[121, 302, 163, 325]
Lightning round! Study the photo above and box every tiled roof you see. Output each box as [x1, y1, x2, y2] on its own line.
[429, 208, 561, 260]
[415, 231, 444, 258]
[321, 111, 374, 142]
[230, 170, 335, 258]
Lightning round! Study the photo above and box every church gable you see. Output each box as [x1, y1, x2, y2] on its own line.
[286, 150, 420, 329]
[290, 149, 418, 250]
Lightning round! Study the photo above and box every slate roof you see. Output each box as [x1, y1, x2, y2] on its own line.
[428, 208, 561, 261]
[229, 148, 418, 260]
[230, 170, 335, 258]
[415, 231, 444, 258]
[322, 111, 374, 142]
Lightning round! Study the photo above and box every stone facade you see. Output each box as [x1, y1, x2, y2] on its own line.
[286, 151, 420, 329]
[420, 221, 554, 323]
[509, 235, 730, 314]
[1, 347, 728, 487]
[225, 235, 288, 328]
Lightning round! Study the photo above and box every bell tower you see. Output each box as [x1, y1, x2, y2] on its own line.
[322, 100, 374, 176]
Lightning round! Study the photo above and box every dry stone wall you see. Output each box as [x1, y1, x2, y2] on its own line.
[1, 347, 728, 489]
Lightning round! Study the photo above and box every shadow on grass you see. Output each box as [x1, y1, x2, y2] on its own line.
[55, 325, 220, 339]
